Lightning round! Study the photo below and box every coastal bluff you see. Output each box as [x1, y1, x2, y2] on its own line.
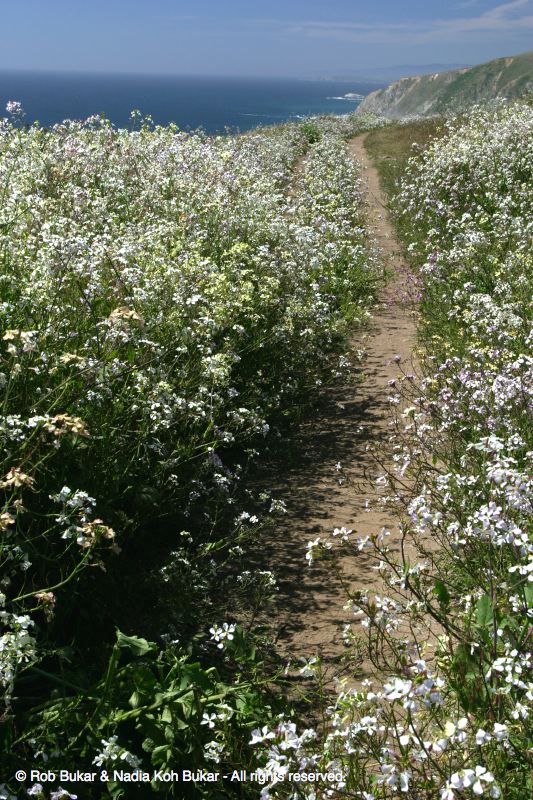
[357, 50, 533, 119]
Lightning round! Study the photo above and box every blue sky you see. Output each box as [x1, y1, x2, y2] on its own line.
[2, 0, 532, 76]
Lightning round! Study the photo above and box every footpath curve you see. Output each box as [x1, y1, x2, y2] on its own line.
[256, 134, 416, 677]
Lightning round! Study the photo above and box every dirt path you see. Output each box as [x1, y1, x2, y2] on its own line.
[252, 134, 416, 677]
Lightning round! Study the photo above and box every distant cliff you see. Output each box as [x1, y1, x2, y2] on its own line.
[357, 51, 533, 119]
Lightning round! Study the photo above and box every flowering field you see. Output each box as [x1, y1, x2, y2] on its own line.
[3, 96, 531, 799]
[249, 102, 532, 798]
[0, 106, 386, 796]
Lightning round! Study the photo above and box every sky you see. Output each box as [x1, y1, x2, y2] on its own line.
[1, 0, 532, 77]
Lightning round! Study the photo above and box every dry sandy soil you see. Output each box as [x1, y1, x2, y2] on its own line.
[250, 134, 417, 680]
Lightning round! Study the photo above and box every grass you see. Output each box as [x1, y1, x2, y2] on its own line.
[360, 50, 533, 119]
[363, 118, 447, 251]
[363, 118, 444, 201]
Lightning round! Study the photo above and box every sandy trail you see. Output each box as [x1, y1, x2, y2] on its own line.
[251, 134, 416, 677]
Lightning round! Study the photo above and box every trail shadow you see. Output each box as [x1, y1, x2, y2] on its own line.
[241, 134, 418, 678]
[246, 312, 408, 666]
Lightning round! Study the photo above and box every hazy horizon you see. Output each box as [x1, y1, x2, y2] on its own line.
[1, 1, 532, 79]
[0, 63, 468, 82]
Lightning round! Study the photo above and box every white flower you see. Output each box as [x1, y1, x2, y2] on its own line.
[93, 736, 140, 769]
[209, 622, 236, 649]
[444, 717, 468, 742]
[399, 771, 411, 792]
[492, 722, 508, 742]
[332, 526, 352, 541]
[383, 677, 413, 701]
[305, 537, 321, 564]
[6, 100, 23, 117]
[51, 790, 78, 800]
[475, 728, 492, 745]
[449, 766, 496, 795]
[298, 657, 319, 677]
[204, 739, 224, 763]
[249, 726, 276, 745]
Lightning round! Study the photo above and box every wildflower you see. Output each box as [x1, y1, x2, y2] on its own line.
[0, 468, 35, 489]
[216, 703, 234, 722]
[93, 736, 140, 769]
[332, 526, 352, 541]
[475, 728, 492, 745]
[2, 329, 36, 353]
[6, 100, 24, 119]
[51, 790, 77, 800]
[249, 726, 276, 745]
[305, 537, 321, 564]
[59, 352, 87, 366]
[443, 718, 468, 743]
[492, 722, 508, 743]
[108, 306, 144, 326]
[209, 622, 236, 649]
[448, 766, 498, 796]
[0, 512, 15, 530]
[383, 677, 413, 701]
[75, 519, 115, 548]
[298, 657, 319, 677]
[34, 592, 56, 621]
[47, 414, 89, 438]
[204, 740, 224, 763]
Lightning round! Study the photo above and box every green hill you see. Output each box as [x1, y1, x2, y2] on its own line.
[357, 50, 533, 119]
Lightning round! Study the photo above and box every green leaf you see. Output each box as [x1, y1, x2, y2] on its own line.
[129, 690, 142, 709]
[476, 594, 493, 628]
[164, 725, 175, 742]
[116, 630, 156, 656]
[433, 579, 451, 606]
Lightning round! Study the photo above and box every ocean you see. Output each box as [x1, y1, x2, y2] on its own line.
[0, 71, 381, 132]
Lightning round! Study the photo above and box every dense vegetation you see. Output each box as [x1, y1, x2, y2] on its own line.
[2, 97, 532, 800]
[0, 106, 383, 797]
[250, 102, 533, 799]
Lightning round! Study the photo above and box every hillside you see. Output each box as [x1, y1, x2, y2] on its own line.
[357, 50, 533, 118]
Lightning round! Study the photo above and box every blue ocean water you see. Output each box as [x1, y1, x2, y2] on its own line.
[0, 71, 382, 132]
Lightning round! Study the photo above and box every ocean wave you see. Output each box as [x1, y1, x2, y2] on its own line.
[238, 112, 283, 118]
[326, 96, 361, 101]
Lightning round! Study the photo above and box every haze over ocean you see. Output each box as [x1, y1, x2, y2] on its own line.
[0, 71, 381, 132]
